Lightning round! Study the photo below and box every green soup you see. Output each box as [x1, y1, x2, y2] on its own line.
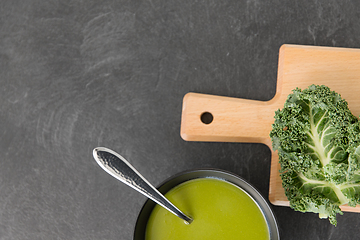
[145, 178, 269, 240]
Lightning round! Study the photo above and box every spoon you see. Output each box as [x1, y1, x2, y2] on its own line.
[92, 147, 193, 224]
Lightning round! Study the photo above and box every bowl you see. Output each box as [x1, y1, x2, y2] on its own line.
[134, 169, 279, 240]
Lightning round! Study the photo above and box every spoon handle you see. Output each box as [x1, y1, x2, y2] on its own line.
[93, 147, 193, 224]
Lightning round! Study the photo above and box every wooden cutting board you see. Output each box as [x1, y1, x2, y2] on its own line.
[180, 44, 360, 212]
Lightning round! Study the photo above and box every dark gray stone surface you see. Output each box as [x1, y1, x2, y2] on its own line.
[1, 0, 360, 239]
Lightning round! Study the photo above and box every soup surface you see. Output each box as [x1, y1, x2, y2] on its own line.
[145, 178, 269, 240]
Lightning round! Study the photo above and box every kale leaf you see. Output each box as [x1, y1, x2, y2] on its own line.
[270, 85, 360, 226]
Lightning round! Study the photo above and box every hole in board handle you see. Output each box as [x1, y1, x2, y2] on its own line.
[200, 112, 213, 124]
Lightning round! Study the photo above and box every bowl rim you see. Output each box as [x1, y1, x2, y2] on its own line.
[133, 168, 280, 240]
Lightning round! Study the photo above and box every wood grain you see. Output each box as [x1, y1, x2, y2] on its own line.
[180, 44, 360, 212]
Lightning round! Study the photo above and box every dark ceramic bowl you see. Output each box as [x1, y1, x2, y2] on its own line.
[133, 169, 280, 240]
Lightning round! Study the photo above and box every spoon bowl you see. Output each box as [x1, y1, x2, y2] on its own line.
[134, 169, 279, 240]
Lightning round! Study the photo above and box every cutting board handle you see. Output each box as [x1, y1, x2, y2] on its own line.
[180, 92, 280, 146]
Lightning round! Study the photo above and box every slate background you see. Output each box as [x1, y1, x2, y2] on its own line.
[1, 0, 360, 239]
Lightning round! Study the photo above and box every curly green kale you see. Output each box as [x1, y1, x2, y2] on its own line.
[270, 84, 360, 226]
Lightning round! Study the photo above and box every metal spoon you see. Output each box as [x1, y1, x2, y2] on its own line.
[92, 147, 193, 224]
